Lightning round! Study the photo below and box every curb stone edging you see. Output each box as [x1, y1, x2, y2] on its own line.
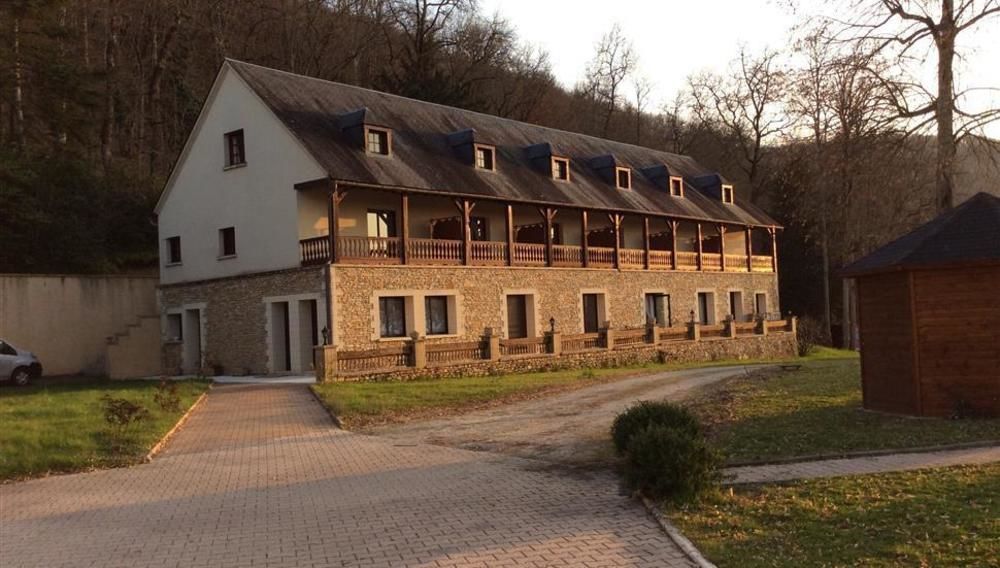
[641, 496, 717, 568]
[145, 388, 210, 461]
[723, 439, 1000, 468]
[308, 386, 345, 429]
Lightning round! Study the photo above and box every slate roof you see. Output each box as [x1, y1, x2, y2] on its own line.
[842, 192, 1000, 276]
[227, 60, 779, 228]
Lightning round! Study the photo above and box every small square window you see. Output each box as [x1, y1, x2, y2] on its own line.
[552, 157, 570, 181]
[166, 236, 182, 265]
[425, 296, 450, 335]
[219, 227, 236, 258]
[166, 313, 183, 342]
[366, 127, 391, 155]
[616, 167, 631, 189]
[669, 176, 684, 197]
[225, 129, 245, 167]
[378, 296, 406, 338]
[474, 145, 495, 171]
[722, 184, 735, 204]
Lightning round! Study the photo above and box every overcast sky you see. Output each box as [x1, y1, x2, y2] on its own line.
[479, 0, 1000, 137]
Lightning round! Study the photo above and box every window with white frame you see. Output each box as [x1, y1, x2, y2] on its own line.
[365, 127, 391, 155]
[474, 144, 496, 171]
[669, 176, 684, 197]
[615, 167, 632, 189]
[551, 157, 570, 181]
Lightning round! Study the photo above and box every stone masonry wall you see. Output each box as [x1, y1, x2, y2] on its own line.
[331, 264, 780, 350]
[323, 333, 797, 382]
[159, 267, 324, 374]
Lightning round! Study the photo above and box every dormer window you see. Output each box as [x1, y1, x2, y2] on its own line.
[552, 157, 570, 181]
[224, 129, 245, 168]
[616, 167, 632, 189]
[474, 144, 496, 171]
[365, 127, 391, 155]
[722, 184, 735, 204]
[669, 176, 684, 197]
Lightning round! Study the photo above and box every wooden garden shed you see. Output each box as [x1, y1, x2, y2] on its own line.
[842, 192, 1000, 418]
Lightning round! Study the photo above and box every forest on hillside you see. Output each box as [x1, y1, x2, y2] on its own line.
[1, 0, 998, 346]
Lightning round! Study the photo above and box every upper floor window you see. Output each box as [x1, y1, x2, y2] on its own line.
[166, 236, 182, 265]
[365, 127, 391, 155]
[722, 184, 735, 204]
[219, 227, 236, 258]
[669, 176, 684, 197]
[616, 167, 632, 189]
[225, 129, 245, 167]
[474, 144, 496, 171]
[551, 157, 570, 181]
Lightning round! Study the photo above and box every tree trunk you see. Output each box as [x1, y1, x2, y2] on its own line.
[101, 2, 120, 172]
[821, 213, 832, 344]
[12, 11, 26, 151]
[935, 0, 957, 211]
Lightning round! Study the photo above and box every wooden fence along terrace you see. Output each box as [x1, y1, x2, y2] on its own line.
[319, 317, 797, 378]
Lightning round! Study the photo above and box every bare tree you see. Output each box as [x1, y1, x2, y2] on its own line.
[688, 47, 789, 203]
[583, 23, 636, 137]
[827, 0, 1000, 210]
[632, 75, 652, 144]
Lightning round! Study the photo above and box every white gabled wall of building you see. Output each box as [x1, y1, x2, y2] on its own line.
[157, 63, 327, 285]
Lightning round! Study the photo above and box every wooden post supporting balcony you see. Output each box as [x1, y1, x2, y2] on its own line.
[669, 220, 679, 270]
[719, 224, 727, 272]
[326, 181, 345, 264]
[696, 222, 704, 271]
[642, 216, 650, 270]
[400, 192, 410, 265]
[455, 198, 475, 265]
[609, 213, 623, 270]
[581, 210, 589, 268]
[505, 204, 514, 266]
[745, 226, 753, 272]
[540, 207, 557, 267]
[769, 226, 778, 273]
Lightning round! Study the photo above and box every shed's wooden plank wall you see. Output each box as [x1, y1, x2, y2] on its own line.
[858, 271, 918, 414]
[913, 265, 1000, 417]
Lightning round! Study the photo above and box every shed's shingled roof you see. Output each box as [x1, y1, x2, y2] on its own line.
[842, 192, 1000, 276]
[227, 60, 779, 227]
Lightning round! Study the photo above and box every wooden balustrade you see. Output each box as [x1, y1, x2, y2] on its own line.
[500, 336, 547, 357]
[300, 236, 329, 265]
[675, 251, 699, 270]
[658, 326, 689, 342]
[733, 322, 758, 336]
[725, 255, 749, 271]
[552, 244, 583, 267]
[588, 246, 615, 267]
[426, 340, 486, 364]
[408, 238, 462, 264]
[614, 327, 648, 348]
[648, 250, 672, 270]
[471, 241, 507, 265]
[700, 324, 726, 339]
[701, 253, 722, 271]
[752, 255, 774, 272]
[337, 344, 411, 374]
[618, 249, 645, 269]
[512, 243, 547, 266]
[338, 236, 402, 263]
[562, 332, 603, 353]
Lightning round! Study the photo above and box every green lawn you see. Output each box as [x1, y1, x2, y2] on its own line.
[688, 356, 1000, 464]
[671, 464, 1000, 567]
[0, 379, 209, 480]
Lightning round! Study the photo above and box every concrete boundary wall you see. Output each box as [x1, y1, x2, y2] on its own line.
[0, 274, 159, 376]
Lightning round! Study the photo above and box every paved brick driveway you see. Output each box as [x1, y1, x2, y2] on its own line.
[0, 384, 693, 567]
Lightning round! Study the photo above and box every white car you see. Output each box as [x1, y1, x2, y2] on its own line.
[0, 339, 42, 386]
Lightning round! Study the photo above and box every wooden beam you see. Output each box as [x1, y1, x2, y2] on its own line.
[745, 226, 753, 272]
[540, 207, 557, 267]
[719, 224, 727, 272]
[696, 222, 704, 271]
[642, 216, 650, 270]
[669, 220, 678, 270]
[400, 192, 409, 265]
[580, 210, 590, 268]
[769, 226, 778, 273]
[456, 199, 473, 265]
[505, 204, 515, 266]
[609, 213, 623, 270]
[327, 180, 343, 264]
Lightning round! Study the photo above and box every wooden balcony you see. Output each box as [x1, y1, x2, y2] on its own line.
[302, 236, 776, 273]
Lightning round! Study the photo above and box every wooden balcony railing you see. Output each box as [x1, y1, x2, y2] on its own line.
[300, 236, 776, 273]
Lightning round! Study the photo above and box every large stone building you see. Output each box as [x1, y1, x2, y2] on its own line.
[155, 60, 787, 377]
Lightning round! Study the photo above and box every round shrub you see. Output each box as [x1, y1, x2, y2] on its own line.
[622, 423, 721, 502]
[610, 400, 700, 455]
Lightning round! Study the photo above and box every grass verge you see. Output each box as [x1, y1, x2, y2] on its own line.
[670, 464, 1000, 567]
[0, 378, 210, 480]
[687, 357, 999, 464]
[311, 348, 853, 430]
